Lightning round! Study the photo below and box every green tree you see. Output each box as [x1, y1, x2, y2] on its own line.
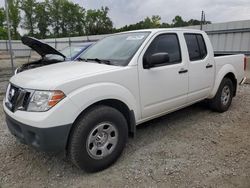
[68, 3, 85, 36]
[171, 15, 188, 27]
[0, 7, 8, 39]
[0, 7, 5, 27]
[48, 0, 59, 37]
[4, 0, 214, 39]
[48, 0, 86, 37]
[8, 0, 21, 39]
[117, 15, 162, 32]
[59, 0, 71, 36]
[116, 15, 211, 32]
[35, 1, 49, 38]
[21, 0, 36, 35]
[0, 27, 8, 39]
[160, 22, 170, 28]
[187, 19, 211, 26]
[151, 15, 161, 27]
[187, 19, 201, 26]
[60, 0, 84, 37]
[85, 7, 113, 35]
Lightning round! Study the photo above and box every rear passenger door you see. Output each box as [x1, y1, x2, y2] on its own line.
[184, 33, 215, 102]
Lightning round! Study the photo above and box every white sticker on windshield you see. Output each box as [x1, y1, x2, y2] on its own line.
[126, 35, 145, 40]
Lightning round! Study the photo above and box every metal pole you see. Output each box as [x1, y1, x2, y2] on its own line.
[200, 10, 204, 30]
[204, 12, 206, 24]
[4, 0, 15, 75]
[69, 37, 72, 59]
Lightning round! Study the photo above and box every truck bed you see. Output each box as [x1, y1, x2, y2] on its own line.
[214, 53, 245, 84]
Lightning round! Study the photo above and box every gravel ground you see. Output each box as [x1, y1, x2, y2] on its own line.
[0, 65, 250, 187]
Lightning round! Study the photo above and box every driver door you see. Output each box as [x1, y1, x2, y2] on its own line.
[138, 33, 188, 119]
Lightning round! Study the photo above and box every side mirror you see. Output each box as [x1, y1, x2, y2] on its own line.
[144, 52, 170, 69]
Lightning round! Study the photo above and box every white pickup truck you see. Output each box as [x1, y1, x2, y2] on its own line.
[3, 29, 246, 172]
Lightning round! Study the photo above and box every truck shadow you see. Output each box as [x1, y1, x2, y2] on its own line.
[1, 100, 214, 178]
[125, 101, 212, 152]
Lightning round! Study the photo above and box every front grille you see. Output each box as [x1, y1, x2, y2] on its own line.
[5, 84, 31, 112]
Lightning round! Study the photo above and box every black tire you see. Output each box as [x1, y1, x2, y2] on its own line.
[68, 105, 128, 172]
[209, 77, 234, 112]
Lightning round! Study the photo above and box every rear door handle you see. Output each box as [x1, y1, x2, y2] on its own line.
[206, 64, 213, 68]
[178, 68, 188, 74]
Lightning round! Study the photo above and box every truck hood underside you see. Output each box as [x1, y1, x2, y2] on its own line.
[21, 36, 66, 58]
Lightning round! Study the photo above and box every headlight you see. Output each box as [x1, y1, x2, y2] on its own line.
[27, 90, 65, 112]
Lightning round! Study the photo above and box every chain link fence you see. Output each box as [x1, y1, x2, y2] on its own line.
[0, 34, 109, 59]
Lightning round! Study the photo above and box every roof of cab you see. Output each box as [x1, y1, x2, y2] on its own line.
[120, 28, 206, 34]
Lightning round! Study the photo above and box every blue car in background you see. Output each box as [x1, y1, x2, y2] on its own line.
[15, 36, 94, 74]
[47, 43, 93, 61]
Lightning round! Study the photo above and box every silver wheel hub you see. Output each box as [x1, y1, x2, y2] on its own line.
[86, 122, 118, 159]
[221, 85, 230, 106]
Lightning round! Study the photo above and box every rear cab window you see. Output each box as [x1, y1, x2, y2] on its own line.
[184, 33, 207, 61]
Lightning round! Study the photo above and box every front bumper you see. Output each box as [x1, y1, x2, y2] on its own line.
[5, 113, 72, 152]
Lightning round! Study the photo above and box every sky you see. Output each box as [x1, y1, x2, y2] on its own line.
[0, 0, 250, 28]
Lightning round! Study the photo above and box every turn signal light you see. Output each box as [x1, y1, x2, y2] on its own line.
[48, 91, 65, 107]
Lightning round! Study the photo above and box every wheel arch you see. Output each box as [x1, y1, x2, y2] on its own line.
[66, 99, 136, 151]
[90, 99, 136, 137]
[209, 64, 237, 98]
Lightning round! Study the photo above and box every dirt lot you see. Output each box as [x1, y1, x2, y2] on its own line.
[0, 62, 250, 187]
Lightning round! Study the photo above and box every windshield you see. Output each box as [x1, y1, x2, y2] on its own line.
[45, 46, 87, 61]
[61, 46, 85, 58]
[80, 32, 150, 66]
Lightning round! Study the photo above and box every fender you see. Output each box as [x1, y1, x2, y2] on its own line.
[67, 82, 140, 123]
[208, 64, 237, 98]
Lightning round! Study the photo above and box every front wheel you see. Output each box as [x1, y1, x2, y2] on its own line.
[209, 78, 234, 112]
[68, 105, 128, 172]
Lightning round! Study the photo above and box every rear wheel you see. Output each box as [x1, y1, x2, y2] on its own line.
[68, 105, 128, 172]
[209, 77, 234, 112]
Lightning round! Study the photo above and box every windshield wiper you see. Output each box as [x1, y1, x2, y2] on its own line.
[78, 57, 111, 65]
[86, 58, 111, 65]
[77, 57, 88, 62]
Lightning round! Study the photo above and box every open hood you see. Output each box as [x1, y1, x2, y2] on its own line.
[21, 36, 66, 58]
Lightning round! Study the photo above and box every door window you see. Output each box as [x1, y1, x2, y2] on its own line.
[184, 33, 207, 61]
[143, 34, 181, 67]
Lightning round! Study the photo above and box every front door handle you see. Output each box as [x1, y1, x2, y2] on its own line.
[206, 64, 213, 68]
[179, 68, 188, 74]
